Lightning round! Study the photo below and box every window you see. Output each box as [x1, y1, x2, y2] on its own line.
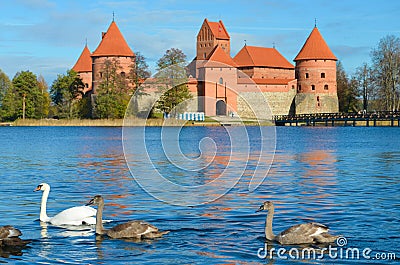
[311, 85, 315, 90]
[291, 85, 295, 89]
[306, 73, 309, 78]
[324, 84, 329, 90]
[321, 73, 325, 78]
[120, 72, 126, 78]
[219, 77, 223, 84]
[298, 85, 301, 91]
[204, 52, 207, 59]
[99, 72, 103, 78]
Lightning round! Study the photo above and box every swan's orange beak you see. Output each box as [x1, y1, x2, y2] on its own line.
[34, 185, 42, 192]
[256, 205, 264, 213]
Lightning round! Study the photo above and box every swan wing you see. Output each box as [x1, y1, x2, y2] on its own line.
[107, 220, 158, 238]
[278, 222, 330, 244]
[50, 206, 97, 225]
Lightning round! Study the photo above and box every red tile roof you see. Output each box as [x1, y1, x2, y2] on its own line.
[233, 45, 294, 69]
[92, 21, 134, 57]
[72, 45, 92, 72]
[204, 19, 230, 40]
[294, 27, 337, 61]
[205, 45, 237, 67]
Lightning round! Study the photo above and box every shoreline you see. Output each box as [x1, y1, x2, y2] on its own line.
[3, 118, 273, 127]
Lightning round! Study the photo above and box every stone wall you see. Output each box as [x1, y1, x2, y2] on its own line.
[237, 89, 296, 119]
[295, 93, 339, 114]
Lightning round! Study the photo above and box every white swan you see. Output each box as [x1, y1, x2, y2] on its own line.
[34, 183, 97, 226]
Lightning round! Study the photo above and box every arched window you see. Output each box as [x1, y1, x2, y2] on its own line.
[311, 85, 315, 91]
[219, 77, 223, 84]
[324, 84, 329, 90]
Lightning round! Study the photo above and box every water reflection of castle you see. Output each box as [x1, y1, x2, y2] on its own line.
[73, 19, 339, 117]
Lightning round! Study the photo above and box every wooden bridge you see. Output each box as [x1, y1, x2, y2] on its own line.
[274, 111, 400, 127]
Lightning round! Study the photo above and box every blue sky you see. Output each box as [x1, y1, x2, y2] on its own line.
[1, 0, 400, 85]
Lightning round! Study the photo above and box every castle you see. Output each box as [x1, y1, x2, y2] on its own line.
[72, 19, 339, 118]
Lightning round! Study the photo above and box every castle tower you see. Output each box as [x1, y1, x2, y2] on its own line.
[196, 19, 230, 60]
[72, 44, 92, 94]
[294, 26, 338, 114]
[91, 21, 135, 94]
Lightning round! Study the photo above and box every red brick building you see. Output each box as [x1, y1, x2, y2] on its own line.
[73, 19, 338, 118]
[189, 19, 339, 117]
[72, 21, 135, 96]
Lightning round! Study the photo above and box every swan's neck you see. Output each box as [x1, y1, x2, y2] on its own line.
[40, 189, 50, 222]
[95, 203, 106, 235]
[265, 207, 276, 241]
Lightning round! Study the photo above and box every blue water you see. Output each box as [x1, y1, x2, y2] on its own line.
[0, 126, 399, 264]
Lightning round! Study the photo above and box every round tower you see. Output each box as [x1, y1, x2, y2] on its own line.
[294, 26, 338, 114]
[91, 21, 135, 94]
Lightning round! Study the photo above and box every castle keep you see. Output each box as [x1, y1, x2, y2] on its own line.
[72, 21, 135, 96]
[72, 19, 339, 118]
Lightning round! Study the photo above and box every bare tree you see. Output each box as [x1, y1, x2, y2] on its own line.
[371, 35, 400, 111]
[354, 63, 374, 112]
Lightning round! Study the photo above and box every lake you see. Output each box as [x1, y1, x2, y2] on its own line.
[0, 126, 399, 264]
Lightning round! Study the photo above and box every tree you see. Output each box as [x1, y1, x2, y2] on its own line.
[0, 70, 13, 121]
[129, 52, 151, 90]
[155, 48, 192, 115]
[37, 75, 51, 118]
[354, 63, 375, 112]
[371, 35, 400, 111]
[50, 70, 84, 118]
[156, 48, 187, 71]
[94, 58, 130, 118]
[336, 61, 359, 112]
[128, 52, 151, 115]
[1, 71, 50, 120]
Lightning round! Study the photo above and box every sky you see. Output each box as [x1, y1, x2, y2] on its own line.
[1, 0, 400, 86]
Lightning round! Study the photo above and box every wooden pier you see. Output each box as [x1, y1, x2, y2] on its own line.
[274, 111, 400, 127]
